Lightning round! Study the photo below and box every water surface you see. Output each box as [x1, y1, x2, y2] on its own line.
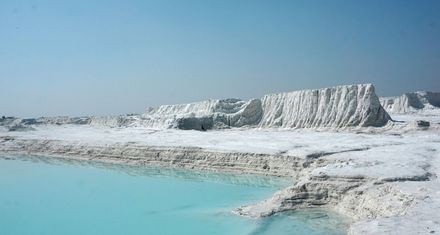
[0, 156, 348, 235]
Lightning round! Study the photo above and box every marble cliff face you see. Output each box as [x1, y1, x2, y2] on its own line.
[142, 84, 390, 130]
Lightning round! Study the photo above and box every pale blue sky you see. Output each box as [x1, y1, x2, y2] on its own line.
[1, 0, 439, 117]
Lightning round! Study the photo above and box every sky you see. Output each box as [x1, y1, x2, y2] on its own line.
[0, 0, 439, 117]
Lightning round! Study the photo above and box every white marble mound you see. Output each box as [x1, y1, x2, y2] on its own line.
[380, 91, 440, 114]
[141, 84, 390, 130]
[258, 84, 389, 128]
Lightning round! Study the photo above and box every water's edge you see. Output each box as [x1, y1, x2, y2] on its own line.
[0, 154, 291, 188]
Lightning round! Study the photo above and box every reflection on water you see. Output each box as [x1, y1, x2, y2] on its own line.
[0, 155, 290, 188]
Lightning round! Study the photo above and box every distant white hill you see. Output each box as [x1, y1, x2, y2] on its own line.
[380, 91, 440, 114]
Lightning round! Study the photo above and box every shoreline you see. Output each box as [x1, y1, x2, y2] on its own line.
[0, 154, 292, 189]
[0, 136, 308, 177]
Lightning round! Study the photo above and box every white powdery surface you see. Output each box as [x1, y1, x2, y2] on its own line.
[310, 139, 436, 181]
[390, 108, 440, 124]
[1, 125, 405, 156]
[347, 140, 440, 235]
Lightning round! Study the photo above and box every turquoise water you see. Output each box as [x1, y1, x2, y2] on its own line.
[0, 156, 348, 235]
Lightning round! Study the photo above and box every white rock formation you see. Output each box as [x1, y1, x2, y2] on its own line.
[380, 91, 440, 114]
[142, 98, 263, 130]
[259, 84, 389, 128]
[142, 84, 390, 130]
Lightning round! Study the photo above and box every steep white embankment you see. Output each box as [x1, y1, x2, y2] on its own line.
[142, 84, 390, 130]
[380, 91, 440, 114]
[259, 84, 389, 128]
